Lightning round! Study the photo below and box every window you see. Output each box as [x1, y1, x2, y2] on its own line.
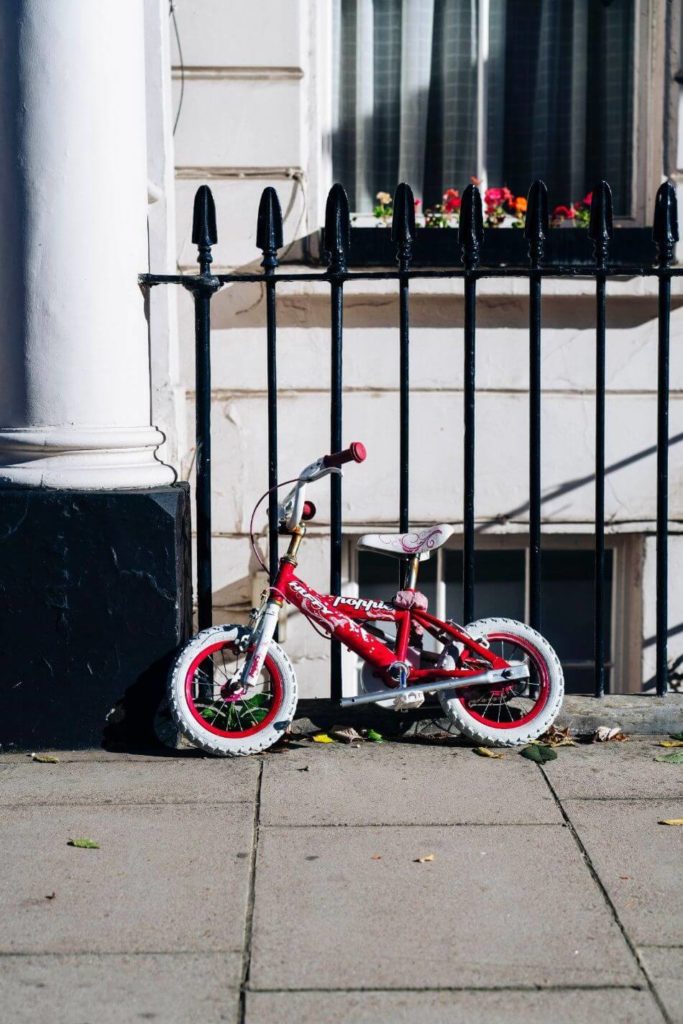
[357, 542, 614, 694]
[332, 0, 637, 216]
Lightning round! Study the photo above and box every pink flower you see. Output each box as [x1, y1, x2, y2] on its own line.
[582, 192, 593, 207]
[485, 187, 513, 209]
[414, 198, 421, 207]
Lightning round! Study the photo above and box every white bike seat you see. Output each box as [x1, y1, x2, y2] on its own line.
[357, 524, 454, 559]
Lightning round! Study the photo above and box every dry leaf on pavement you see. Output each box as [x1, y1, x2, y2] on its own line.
[413, 854, 436, 863]
[29, 753, 60, 763]
[593, 726, 628, 742]
[311, 733, 334, 744]
[658, 740, 683, 748]
[539, 725, 577, 747]
[658, 818, 683, 826]
[330, 726, 363, 744]
[473, 747, 503, 758]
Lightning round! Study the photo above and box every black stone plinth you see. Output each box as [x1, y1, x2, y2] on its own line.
[0, 485, 192, 751]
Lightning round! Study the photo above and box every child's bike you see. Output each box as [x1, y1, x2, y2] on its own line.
[168, 443, 564, 755]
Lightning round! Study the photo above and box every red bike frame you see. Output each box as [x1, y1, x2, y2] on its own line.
[275, 559, 508, 690]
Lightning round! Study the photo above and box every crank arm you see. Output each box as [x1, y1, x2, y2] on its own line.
[339, 664, 530, 708]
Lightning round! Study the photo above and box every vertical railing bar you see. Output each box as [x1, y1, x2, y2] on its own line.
[459, 185, 483, 625]
[526, 181, 548, 631]
[324, 184, 351, 702]
[399, 273, 410, 535]
[594, 270, 607, 697]
[589, 181, 613, 698]
[392, 183, 416, 589]
[257, 187, 284, 600]
[653, 181, 678, 696]
[188, 185, 219, 632]
[656, 269, 671, 696]
[265, 276, 279, 588]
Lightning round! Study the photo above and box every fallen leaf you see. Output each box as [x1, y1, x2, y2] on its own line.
[330, 725, 363, 744]
[619, 876, 631, 880]
[296, 765, 310, 772]
[414, 854, 435, 863]
[45, 892, 56, 900]
[29, 753, 59, 763]
[473, 747, 503, 758]
[654, 752, 683, 764]
[520, 744, 557, 763]
[371, 854, 382, 861]
[539, 725, 577, 747]
[658, 818, 683, 826]
[366, 729, 384, 743]
[658, 740, 683, 748]
[67, 838, 100, 849]
[593, 726, 628, 742]
[311, 733, 334, 744]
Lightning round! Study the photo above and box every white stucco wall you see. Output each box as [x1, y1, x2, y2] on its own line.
[164, 0, 683, 696]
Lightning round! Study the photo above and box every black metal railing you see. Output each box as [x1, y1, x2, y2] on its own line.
[141, 178, 680, 699]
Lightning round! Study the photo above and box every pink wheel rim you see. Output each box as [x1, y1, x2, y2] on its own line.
[184, 640, 284, 738]
[459, 632, 551, 729]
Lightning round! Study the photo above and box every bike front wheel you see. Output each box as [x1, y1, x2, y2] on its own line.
[438, 617, 564, 746]
[168, 625, 298, 756]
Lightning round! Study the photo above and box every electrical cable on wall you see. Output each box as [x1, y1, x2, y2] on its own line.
[169, 1, 185, 135]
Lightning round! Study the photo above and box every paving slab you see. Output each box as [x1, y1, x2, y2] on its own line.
[0, 758, 259, 806]
[0, 802, 253, 961]
[250, 824, 639, 990]
[260, 743, 561, 825]
[565, 799, 683, 947]
[542, 739, 683, 800]
[0, 953, 239, 1024]
[246, 988, 663, 1024]
[639, 947, 683, 1024]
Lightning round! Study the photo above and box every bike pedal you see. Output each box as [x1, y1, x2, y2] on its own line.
[392, 691, 425, 712]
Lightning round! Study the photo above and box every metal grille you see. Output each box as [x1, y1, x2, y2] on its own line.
[141, 178, 679, 700]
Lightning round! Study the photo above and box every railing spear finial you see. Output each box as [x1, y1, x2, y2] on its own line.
[459, 184, 484, 269]
[588, 180, 613, 270]
[324, 183, 351, 275]
[392, 182, 416, 272]
[256, 187, 283, 274]
[525, 180, 548, 265]
[653, 180, 679, 267]
[192, 185, 217, 277]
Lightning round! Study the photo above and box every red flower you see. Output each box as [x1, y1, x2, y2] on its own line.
[443, 188, 460, 212]
[414, 198, 421, 207]
[553, 204, 576, 220]
[485, 186, 513, 209]
[582, 192, 592, 207]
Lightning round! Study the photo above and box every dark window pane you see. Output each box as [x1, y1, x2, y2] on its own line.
[444, 550, 526, 623]
[541, 550, 613, 694]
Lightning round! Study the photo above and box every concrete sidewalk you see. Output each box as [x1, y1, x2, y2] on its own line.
[0, 738, 682, 1023]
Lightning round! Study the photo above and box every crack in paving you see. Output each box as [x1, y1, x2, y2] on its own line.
[238, 760, 263, 1024]
[539, 764, 673, 1024]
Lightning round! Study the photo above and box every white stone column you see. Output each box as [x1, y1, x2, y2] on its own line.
[0, 0, 174, 488]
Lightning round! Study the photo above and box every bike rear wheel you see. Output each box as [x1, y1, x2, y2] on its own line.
[168, 625, 298, 756]
[439, 617, 564, 746]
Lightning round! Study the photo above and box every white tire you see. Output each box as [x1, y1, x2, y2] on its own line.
[438, 617, 564, 746]
[168, 625, 298, 757]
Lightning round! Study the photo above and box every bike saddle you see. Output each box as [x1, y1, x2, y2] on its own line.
[357, 524, 454, 559]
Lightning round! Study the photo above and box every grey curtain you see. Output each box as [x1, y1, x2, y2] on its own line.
[332, 0, 634, 214]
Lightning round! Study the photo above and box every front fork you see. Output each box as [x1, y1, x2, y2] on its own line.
[239, 595, 281, 688]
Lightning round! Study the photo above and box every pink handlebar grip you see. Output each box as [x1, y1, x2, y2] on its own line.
[323, 442, 367, 468]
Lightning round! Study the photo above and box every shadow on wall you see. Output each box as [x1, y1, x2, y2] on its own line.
[478, 432, 683, 533]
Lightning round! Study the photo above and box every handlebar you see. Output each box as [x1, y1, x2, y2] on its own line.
[278, 442, 366, 531]
[322, 442, 367, 469]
